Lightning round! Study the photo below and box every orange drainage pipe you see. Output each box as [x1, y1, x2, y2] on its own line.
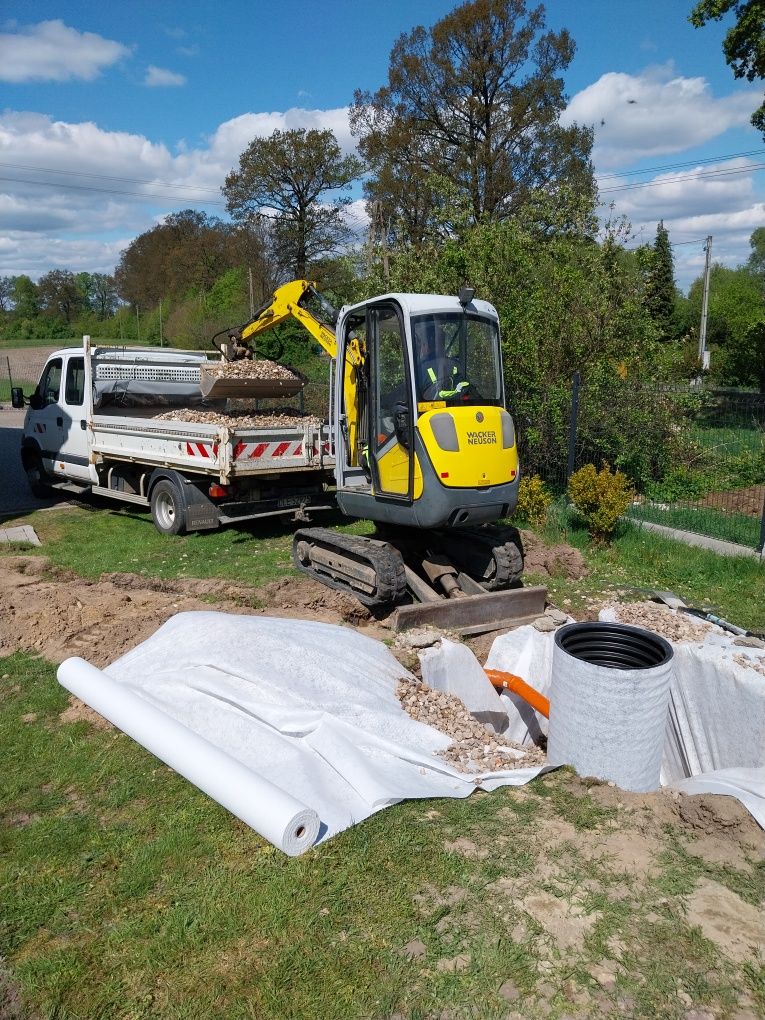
[484, 669, 550, 719]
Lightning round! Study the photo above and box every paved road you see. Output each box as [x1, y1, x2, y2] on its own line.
[0, 409, 60, 517]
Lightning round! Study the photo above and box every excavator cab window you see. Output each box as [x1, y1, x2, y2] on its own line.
[413, 313, 502, 406]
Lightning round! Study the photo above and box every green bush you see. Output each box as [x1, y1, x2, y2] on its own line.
[645, 466, 716, 504]
[515, 474, 553, 529]
[568, 463, 635, 542]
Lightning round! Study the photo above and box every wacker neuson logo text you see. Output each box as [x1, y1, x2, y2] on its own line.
[466, 430, 498, 445]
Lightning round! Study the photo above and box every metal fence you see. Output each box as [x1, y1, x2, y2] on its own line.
[523, 374, 765, 553]
[0, 349, 52, 405]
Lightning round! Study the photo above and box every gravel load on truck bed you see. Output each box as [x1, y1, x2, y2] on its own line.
[396, 676, 545, 774]
[155, 407, 322, 429]
[203, 359, 302, 382]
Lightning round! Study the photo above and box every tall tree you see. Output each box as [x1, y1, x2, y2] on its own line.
[222, 128, 363, 278]
[350, 0, 594, 236]
[115, 210, 266, 308]
[0, 276, 14, 313]
[746, 225, 765, 288]
[88, 273, 119, 318]
[690, 1, 765, 136]
[12, 276, 39, 319]
[37, 270, 84, 323]
[645, 221, 677, 340]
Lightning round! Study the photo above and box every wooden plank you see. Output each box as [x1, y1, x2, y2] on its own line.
[392, 585, 547, 635]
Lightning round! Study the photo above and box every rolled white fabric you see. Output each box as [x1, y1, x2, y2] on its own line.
[57, 657, 320, 856]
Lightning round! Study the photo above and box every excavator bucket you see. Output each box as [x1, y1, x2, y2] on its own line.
[199, 364, 305, 401]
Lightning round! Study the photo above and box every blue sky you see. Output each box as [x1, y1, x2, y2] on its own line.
[0, 0, 763, 290]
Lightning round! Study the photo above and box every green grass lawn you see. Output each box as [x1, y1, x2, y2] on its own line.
[628, 500, 762, 550]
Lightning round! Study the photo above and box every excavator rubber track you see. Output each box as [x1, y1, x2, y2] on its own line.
[432, 524, 524, 590]
[293, 527, 407, 607]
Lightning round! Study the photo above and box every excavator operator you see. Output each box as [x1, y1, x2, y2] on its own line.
[414, 319, 471, 401]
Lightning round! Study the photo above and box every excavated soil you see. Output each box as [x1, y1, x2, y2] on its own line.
[155, 407, 321, 429]
[519, 529, 588, 579]
[0, 556, 379, 669]
[697, 483, 765, 517]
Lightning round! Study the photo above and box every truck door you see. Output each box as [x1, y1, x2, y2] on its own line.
[369, 304, 415, 498]
[57, 356, 92, 482]
[28, 357, 64, 476]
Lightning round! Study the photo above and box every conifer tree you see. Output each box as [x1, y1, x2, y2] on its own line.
[645, 220, 676, 341]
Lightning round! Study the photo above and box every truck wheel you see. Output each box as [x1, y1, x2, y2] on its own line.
[25, 454, 51, 498]
[150, 479, 187, 535]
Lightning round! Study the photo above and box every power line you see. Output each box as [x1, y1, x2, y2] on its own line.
[0, 160, 224, 195]
[599, 161, 765, 195]
[594, 148, 764, 181]
[0, 174, 228, 206]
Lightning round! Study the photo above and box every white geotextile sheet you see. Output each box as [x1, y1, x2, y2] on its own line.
[58, 612, 546, 853]
[472, 617, 765, 827]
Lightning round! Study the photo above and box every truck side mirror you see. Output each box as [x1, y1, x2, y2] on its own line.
[11, 387, 24, 409]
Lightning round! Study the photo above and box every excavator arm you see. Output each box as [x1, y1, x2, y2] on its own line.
[201, 279, 365, 402]
[238, 280, 339, 359]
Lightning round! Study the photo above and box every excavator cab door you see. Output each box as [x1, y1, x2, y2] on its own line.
[368, 303, 415, 500]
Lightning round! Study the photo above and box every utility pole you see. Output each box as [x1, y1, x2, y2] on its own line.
[136, 305, 140, 343]
[698, 235, 713, 371]
[159, 299, 163, 347]
[248, 267, 255, 318]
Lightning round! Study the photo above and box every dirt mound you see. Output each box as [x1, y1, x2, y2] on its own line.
[258, 575, 373, 624]
[0, 557, 378, 667]
[519, 530, 588, 579]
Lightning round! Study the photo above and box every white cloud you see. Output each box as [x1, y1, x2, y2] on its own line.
[563, 64, 759, 169]
[0, 106, 359, 277]
[0, 20, 129, 83]
[144, 66, 187, 87]
[599, 159, 765, 289]
[0, 233, 129, 278]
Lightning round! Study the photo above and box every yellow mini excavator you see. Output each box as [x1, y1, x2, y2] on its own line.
[210, 280, 541, 634]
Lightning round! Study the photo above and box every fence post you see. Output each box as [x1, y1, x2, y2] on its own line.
[566, 371, 581, 482]
[759, 489, 765, 556]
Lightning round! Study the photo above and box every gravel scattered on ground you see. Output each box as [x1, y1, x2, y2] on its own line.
[202, 359, 301, 381]
[733, 653, 765, 678]
[155, 407, 322, 429]
[396, 676, 546, 774]
[607, 600, 713, 643]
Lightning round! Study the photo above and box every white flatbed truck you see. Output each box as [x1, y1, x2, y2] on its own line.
[13, 337, 335, 534]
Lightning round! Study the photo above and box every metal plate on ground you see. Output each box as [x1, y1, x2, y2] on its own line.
[391, 585, 548, 636]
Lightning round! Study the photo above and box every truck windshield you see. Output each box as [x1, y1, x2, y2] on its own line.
[411, 312, 503, 406]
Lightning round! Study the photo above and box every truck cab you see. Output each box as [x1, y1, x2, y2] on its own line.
[18, 348, 95, 491]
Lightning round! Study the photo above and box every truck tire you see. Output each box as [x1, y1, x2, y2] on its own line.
[150, 479, 187, 535]
[25, 453, 51, 499]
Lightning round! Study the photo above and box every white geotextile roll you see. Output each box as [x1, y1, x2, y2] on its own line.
[547, 625, 674, 793]
[58, 657, 320, 856]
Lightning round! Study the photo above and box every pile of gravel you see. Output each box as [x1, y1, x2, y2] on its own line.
[203, 359, 301, 382]
[396, 676, 545, 774]
[608, 600, 712, 643]
[155, 407, 322, 428]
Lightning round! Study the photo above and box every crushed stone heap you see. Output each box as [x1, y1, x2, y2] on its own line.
[608, 600, 712, 643]
[397, 676, 545, 774]
[204, 359, 301, 382]
[155, 407, 322, 429]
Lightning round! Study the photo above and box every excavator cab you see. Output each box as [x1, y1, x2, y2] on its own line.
[333, 292, 519, 533]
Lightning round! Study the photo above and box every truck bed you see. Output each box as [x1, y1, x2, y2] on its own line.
[90, 409, 334, 482]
